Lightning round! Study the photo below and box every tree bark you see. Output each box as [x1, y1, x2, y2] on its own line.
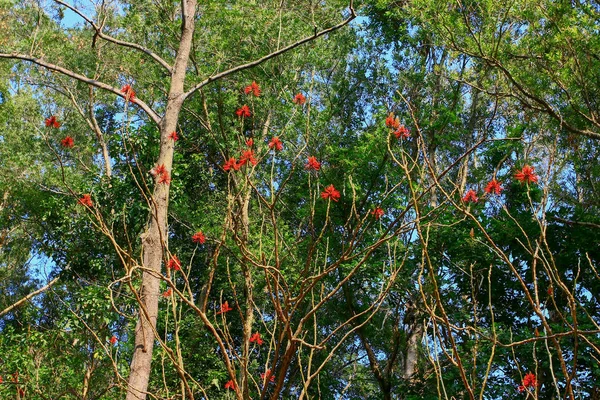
[125, 1, 198, 399]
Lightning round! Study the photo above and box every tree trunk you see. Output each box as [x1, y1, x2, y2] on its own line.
[125, 1, 197, 398]
[402, 319, 423, 380]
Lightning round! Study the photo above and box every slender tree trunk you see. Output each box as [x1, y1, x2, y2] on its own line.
[402, 320, 423, 380]
[126, 1, 197, 398]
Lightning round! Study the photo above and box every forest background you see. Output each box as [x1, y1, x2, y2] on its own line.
[1, 0, 599, 399]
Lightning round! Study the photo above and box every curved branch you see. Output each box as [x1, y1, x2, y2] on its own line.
[0, 53, 161, 123]
[183, 6, 357, 99]
[53, 0, 172, 73]
[490, 60, 600, 140]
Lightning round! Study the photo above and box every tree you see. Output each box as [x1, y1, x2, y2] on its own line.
[1, 0, 356, 398]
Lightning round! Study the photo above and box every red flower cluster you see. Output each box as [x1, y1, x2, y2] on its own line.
[385, 113, 400, 130]
[393, 125, 410, 139]
[462, 189, 478, 203]
[268, 137, 283, 151]
[371, 207, 384, 220]
[484, 179, 503, 195]
[121, 84, 136, 103]
[293, 93, 306, 105]
[217, 301, 233, 315]
[169, 131, 179, 141]
[515, 165, 539, 184]
[244, 81, 261, 97]
[249, 332, 264, 345]
[236, 104, 251, 117]
[110, 335, 118, 345]
[61, 136, 74, 148]
[167, 255, 181, 271]
[192, 231, 206, 244]
[305, 156, 320, 171]
[321, 184, 341, 202]
[158, 171, 171, 185]
[162, 288, 172, 298]
[223, 157, 241, 172]
[239, 149, 258, 166]
[151, 164, 171, 185]
[45, 115, 61, 128]
[518, 372, 537, 392]
[225, 380, 236, 390]
[245, 138, 254, 147]
[261, 370, 275, 383]
[78, 194, 93, 207]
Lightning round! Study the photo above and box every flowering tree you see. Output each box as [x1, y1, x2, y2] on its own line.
[0, 0, 358, 398]
[2, 0, 600, 399]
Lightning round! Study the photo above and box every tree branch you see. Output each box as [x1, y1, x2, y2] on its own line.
[183, 6, 356, 99]
[53, 0, 173, 74]
[0, 53, 161, 123]
[0, 276, 60, 318]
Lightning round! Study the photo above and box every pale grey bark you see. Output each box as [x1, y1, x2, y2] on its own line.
[125, 1, 198, 398]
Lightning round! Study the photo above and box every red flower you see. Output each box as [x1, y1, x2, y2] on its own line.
[305, 156, 320, 171]
[484, 179, 503, 195]
[110, 335, 118, 345]
[217, 301, 233, 314]
[151, 164, 170, 184]
[547, 286, 553, 296]
[192, 231, 206, 244]
[121, 84, 136, 103]
[223, 157, 241, 172]
[522, 372, 537, 388]
[224, 380, 236, 390]
[78, 194, 93, 207]
[518, 385, 525, 393]
[515, 165, 539, 184]
[249, 332, 264, 345]
[167, 255, 181, 271]
[244, 81, 261, 97]
[268, 137, 283, 151]
[151, 164, 166, 177]
[45, 115, 61, 128]
[393, 125, 410, 139]
[462, 189, 478, 203]
[162, 288, 172, 297]
[158, 170, 171, 185]
[261, 370, 275, 383]
[385, 113, 400, 129]
[245, 138, 254, 147]
[293, 93, 306, 105]
[371, 207, 384, 220]
[0, 376, 3, 384]
[18, 388, 24, 397]
[239, 149, 258, 166]
[61, 136, 74, 148]
[321, 184, 341, 202]
[236, 105, 251, 118]
[169, 131, 179, 141]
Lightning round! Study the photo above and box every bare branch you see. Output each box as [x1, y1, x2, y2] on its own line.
[183, 8, 357, 99]
[0, 276, 60, 318]
[53, 0, 173, 73]
[0, 53, 161, 123]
